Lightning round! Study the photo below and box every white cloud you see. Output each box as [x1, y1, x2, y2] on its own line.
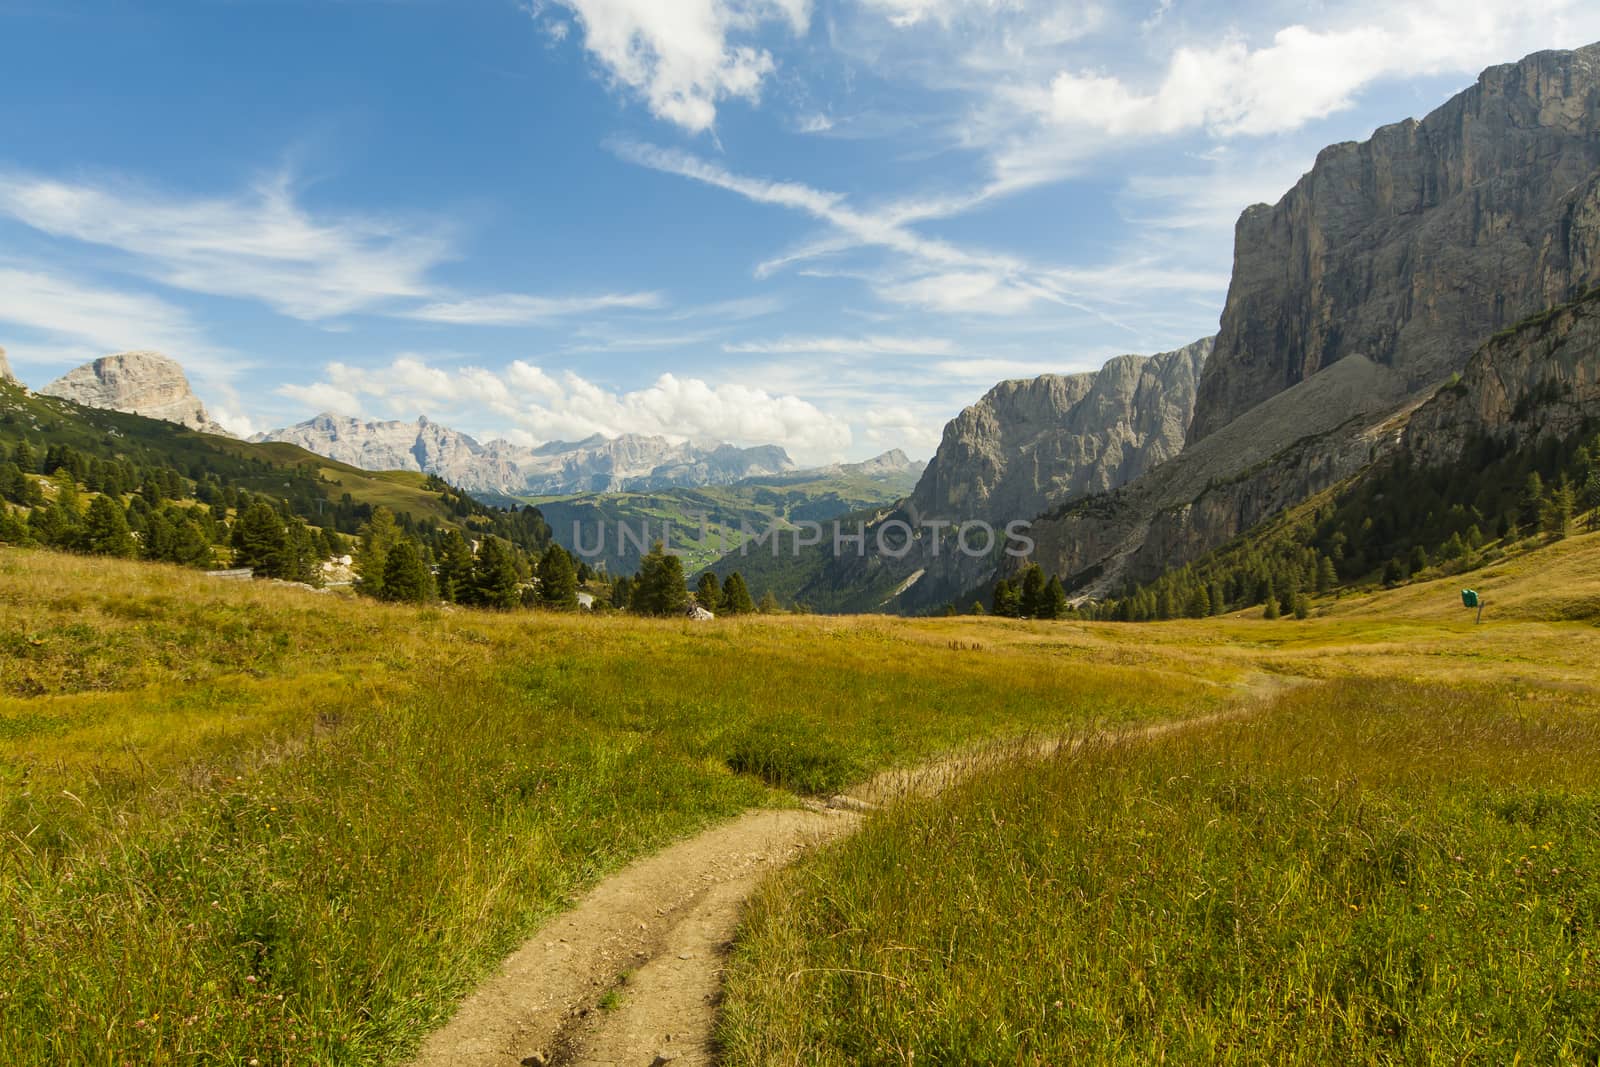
[0, 266, 218, 373]
[0, 171, 449, 320]
[279, 354, 853, 463]
[724, 334, 956, 355]
[539, 0, 811, 132]
[404, 291, 666, 325]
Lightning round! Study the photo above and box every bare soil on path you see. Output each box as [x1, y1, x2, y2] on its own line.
[409, 679, 1287, 1067]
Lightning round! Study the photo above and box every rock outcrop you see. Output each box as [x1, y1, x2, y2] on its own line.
[0, 346, 15, 384]
[41, 351, 230, 435]
[1191, 42, 1600, 444]
[257, 415, 797, 496]
[910, 337, 1212, 527]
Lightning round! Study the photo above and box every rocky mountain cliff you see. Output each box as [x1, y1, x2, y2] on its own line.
[0, 346, 14, 385]
[1191, 42, 1600, 443]
[711, 339, 1215, 614]
[256, 414, 797, 496]
[1013, 42, 1600, 602]
[910, 338, 1211, 527]
[41, 351, 231, 436]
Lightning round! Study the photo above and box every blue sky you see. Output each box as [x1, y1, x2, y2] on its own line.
[2, 0, 1598, 463]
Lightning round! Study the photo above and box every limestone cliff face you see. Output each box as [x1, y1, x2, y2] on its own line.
[257, 415, 796, 496]
[1190, 42, 1600, 444]
[1405, 288, 1600, 465]
[0, 346, 14, 384]
[909, 338, 1212, 527]
[41, 351, 230, 435]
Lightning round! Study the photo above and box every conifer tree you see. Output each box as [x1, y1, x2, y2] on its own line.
[232, 502, 287, 573]
[632, 542, 688, 616]
[356, 507, 402, 597]
[436, 529, 475, 603]
[1541, 478, 1574, 538]
[695, 571, 724, 613]
[1520, 472, 1545, 535]
[380, 539, 433, 603]
[536, 544, 580, 610]
[1041, 575, 1070, 620]
[470, 536, 522, 610]
[1018, 564, 1047, 618]
[1263, 595, 1281, 620]
[82, 495, 136, 558]
[757, 589, 782, 614]
[991, 578, 1020, 618]
[721, 571, 754, 615]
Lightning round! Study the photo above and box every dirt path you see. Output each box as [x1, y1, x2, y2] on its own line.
[408, 679, 1292, 1067]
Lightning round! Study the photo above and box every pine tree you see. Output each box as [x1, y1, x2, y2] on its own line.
[721, 571, 754, 615]
[1185, 583, 1210, 619]
[695, 571, 724, 613]
[611, 575, 634, 612]
[969, 601, 986, 616]
[1315, 555, 1337, 594]
[356, 507, 403, 598]
[991, 578, 1021, 618]
[1587, 469, 1600, 532]
[1208, 582, 1226, 617]
[436, 529, 476, 603]
[1382, 557, 1406, 587]
[632, 542, 688, 616]
[536, 544, 580, 610]
[1041, 575, 1070, 620]
[1292, 593, 1310, 620]
[1409, 544, 1429, 575]
[81, 495, 136, 558]
[1520, 472, 1545, 535]
[1018, 564, 1047, 618]
[470, 537, 522, 610]
[231, 502, 287, 573]
[757, 589, 782, 614]
[1540, 479, 1574, 539]
[379, 539, 433, 603]
[1263, 595, 1281, 620]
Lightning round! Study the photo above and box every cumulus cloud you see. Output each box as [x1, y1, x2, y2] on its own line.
[279, 354, 853, 462]
[537, 0, 811, 132]
[0, 171, 449, 320]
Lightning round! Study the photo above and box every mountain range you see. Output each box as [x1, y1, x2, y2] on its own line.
[252, 413, 805, 496]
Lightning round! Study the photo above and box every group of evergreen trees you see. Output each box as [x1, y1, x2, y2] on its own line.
[990, 563, 1071, 619]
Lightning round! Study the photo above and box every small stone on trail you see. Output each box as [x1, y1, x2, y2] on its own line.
[650, 1053, 679, 1066]
[520, 1054, 548, 1067]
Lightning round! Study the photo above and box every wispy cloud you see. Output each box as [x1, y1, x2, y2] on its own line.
[0, 265, 218, 372]
[0, 171, 450, 320]
[403, 291, 666, 326]
[724, 334, 957, 356]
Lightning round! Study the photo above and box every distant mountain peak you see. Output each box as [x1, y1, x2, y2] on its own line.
[40, 350, 231, 436]
[256, 412, 797, 495]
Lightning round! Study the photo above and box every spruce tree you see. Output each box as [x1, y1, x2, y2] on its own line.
[1018, 564, 1047, 618]
[536, 544, 580, 610]
[82, 495, 136, 558]
[757, 589, 782, 614]
[721, 571, 754, 615]
[992, 578, 1021, 618]
[1520, 472, 1545, 535]
[356, 507, 403, 597]
[1541, 479, 1574, 539]
[695, 571, 724, 613]
[380, 539, 433, 603]
[231, 502, 287, 573]
[470, 537, 522, 610]
[1041, 575, 1070, 620]
[437, 529, 476, 603]
[632, 542, 688, 616]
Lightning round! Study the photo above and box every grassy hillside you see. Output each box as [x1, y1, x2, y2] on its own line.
[5, 526, 1597, 1064]
[0, 548, 1200, 1065]
[525, 466, 915, 578]
[719, 532, 1600, 1065]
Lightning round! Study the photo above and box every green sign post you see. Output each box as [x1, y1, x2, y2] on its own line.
[1461, 589, 1483, 623]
